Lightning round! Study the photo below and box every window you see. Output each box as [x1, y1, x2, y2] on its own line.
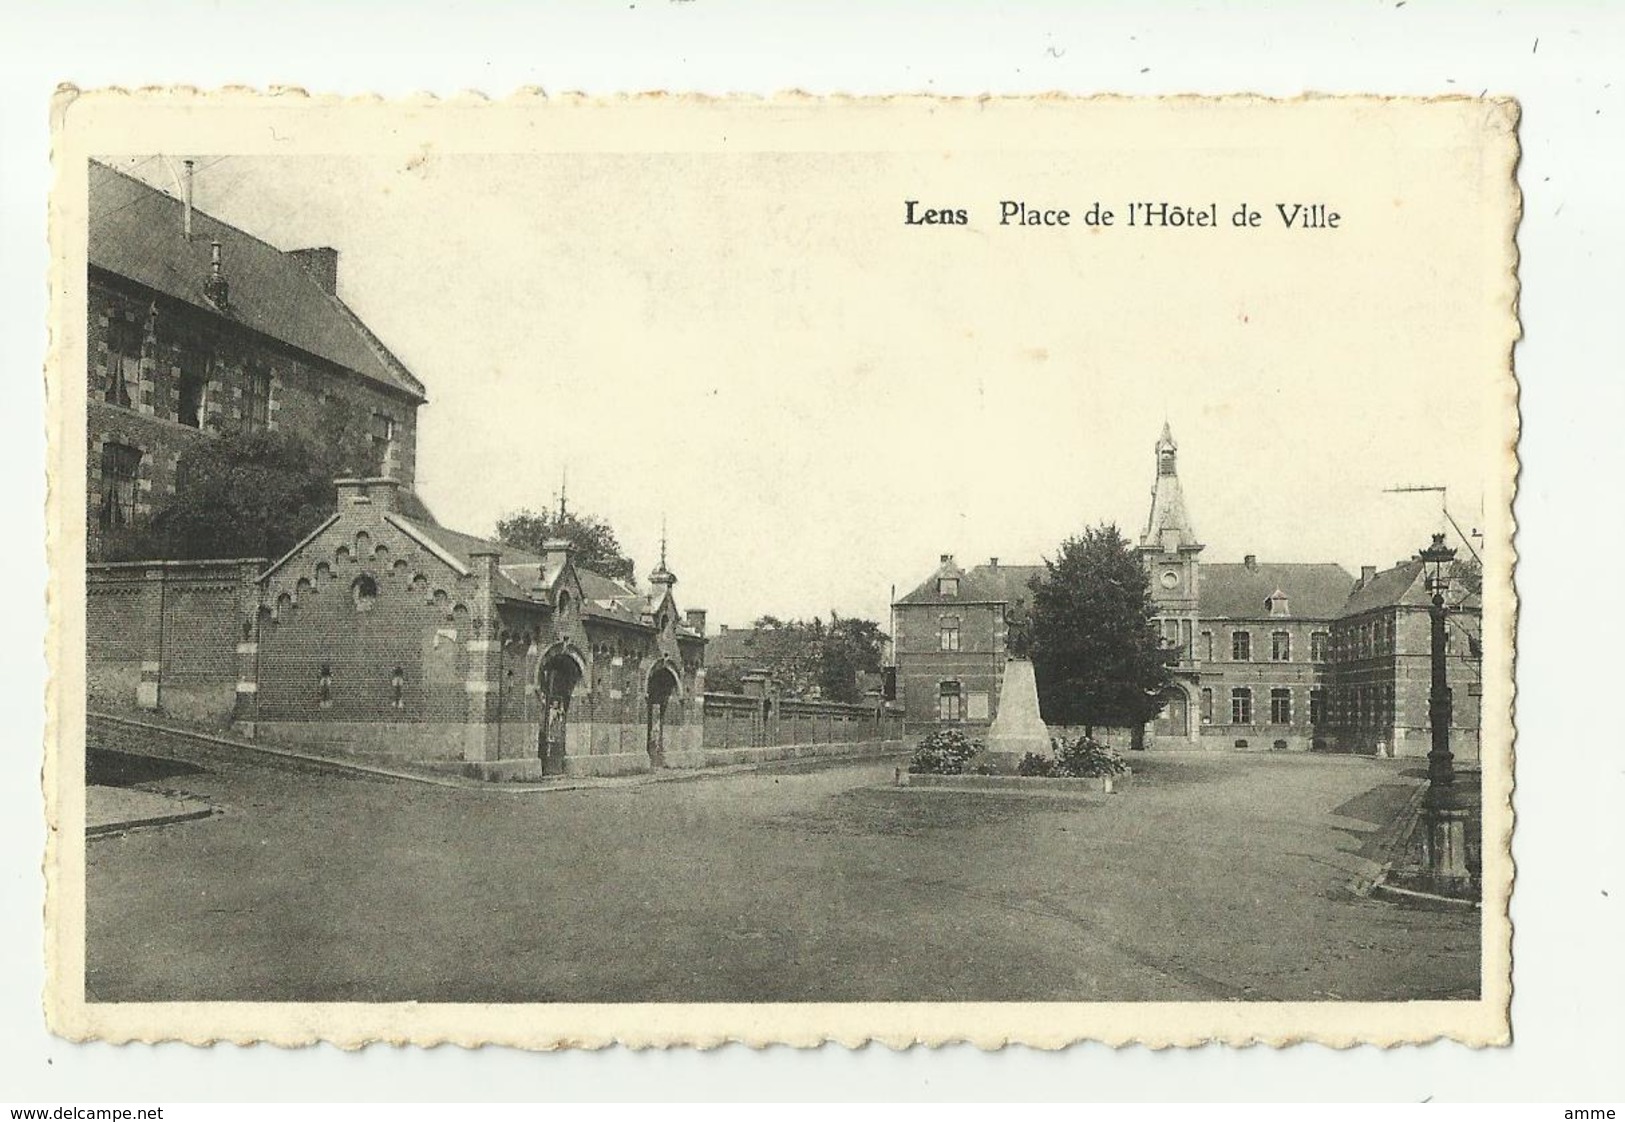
[1200, 688, 1214, 724]
[938, 682, 962, 722]
[1271, 630, 1292, 661]
[352, 574, 378, 612]
[371, 411, 396, 470]
[1231, 687, 1253, 725]
[1310, 630, 1328, 662]
[937, 577, 959, 597]
[245, 365, 271, 431]
[318, 663, 333, 709]
[1201, 630, 1214, 661]
[1310, 688, 1326, 726]
[97, 442, 141, 529]
[938, 619, 960, 652]
[177, 348, 208, 428]
[1270, 687, 1292, 724]
[1232, 630, 1252, 661]
[103, 316, 141, 407]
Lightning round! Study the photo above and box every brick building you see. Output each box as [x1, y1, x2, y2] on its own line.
[245, 477, 709, 778]
[890, 424, 1481, 757]
[892, 556, 1041, 734]
[87, 160, 429, 559]
[1328, 559, 1482, 761]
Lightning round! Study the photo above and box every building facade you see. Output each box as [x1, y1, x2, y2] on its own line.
[891, 424, 1481, 757]
[245, 477, 709, 778]
[1329, 560, 1482, 761]
[87, 160, 429, 560]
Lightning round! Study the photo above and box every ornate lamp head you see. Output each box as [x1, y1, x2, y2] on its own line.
[1419, 532, 1457, 596]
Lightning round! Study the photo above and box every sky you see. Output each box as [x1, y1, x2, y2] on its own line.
[105, 110, 1508, 629]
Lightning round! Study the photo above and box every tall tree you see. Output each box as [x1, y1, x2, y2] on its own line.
[1030, 523, 1174, 735]
[496, 507, 637, 585]
[718, 613, 888, 701]
[818, 612, 888, 702]
[104, 427, 347, 562]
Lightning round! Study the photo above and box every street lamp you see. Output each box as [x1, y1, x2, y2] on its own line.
[1419, 532, 1469, 885]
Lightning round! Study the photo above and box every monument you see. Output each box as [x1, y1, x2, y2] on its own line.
[982, 599, 1053, 773]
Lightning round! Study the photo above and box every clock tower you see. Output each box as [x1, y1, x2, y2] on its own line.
[1138, 423, 1205, 686]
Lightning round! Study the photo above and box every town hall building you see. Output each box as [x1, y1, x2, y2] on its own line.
[891, 425, 1481, 759]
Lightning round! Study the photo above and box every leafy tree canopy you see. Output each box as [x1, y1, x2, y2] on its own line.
[1030, 523, 1174, 732]
[495, 507, 637, 586]
[715, 613, 888, 702]
[103, 427, 348, 562]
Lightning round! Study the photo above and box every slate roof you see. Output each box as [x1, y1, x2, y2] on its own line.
[705, 627, 767, 666]
[895, 558, 1045, 607]
[1339, 560, 1426, 617]
[385, 516, 689, 631]
[88, 161, 426, 402]
[1338, 559, 1480, 617]
[1200, 562, 1356, 620]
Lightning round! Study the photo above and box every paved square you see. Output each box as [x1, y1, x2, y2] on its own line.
[86, 736, 1478, 1003]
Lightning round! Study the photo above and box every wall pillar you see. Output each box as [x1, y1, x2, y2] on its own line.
[136, 564, 166, 709]
[232, 561, 264, 736]
[462, 550, 502, 763]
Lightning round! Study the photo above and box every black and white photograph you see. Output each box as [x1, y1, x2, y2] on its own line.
[44, 93, 1520, 1052]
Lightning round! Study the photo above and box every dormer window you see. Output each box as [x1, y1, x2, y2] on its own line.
[938, 577, 959, 597]
[1267, 588, 1290, 616]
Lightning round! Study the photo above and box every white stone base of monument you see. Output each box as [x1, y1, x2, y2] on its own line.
[980, 658, 1052, 774]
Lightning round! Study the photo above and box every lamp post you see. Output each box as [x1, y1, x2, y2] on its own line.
[1419, 532, 1469, 885]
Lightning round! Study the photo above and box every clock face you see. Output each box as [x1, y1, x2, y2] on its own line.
[1160, 569, 1180, 590]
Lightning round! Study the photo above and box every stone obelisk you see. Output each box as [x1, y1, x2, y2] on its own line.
[982, 657, 1053, 773]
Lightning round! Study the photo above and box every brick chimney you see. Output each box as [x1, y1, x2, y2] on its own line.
[290, 247, 339, 295]
[1360, 564, 1378, 587]
[1244, 554, 1259, 572]
[685, 608, 708, 636]
[334, 476, 400, 513]
[204, 240, 229, 309]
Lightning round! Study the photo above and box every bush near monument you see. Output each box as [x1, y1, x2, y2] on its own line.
[1016, 736, 1129, 779]
[908, 729, 984, 775]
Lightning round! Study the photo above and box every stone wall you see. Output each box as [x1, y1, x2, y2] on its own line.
[86, 559, 264, 727]
[699, 690, 905, 767]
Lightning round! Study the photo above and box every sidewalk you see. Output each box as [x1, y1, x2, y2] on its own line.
[87, 784, 213, 836]
[87, 711, 907, 796]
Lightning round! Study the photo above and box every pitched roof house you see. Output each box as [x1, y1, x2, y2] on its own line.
[87, 159, 432, 556]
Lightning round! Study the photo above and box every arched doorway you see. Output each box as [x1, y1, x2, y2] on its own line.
[1154, 685, 1192, 741]
[537, 645, 583, 774]
[645, 663, 681, 768]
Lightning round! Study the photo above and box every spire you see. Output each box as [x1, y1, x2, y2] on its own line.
[649, 513, 676, 588]
[1140, 423, 1202, 552]
[1156, 421, 1177, 475]
[557, 464, 569, 521]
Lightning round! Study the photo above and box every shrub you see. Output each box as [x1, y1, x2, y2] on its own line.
[908, 729, 984, 775]
[1053, 735, 1128, 778]
[1017, 752, 1058, 778]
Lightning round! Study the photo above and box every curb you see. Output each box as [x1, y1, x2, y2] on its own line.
[1348, 780, 1430, 897]
[1351, 778, 1482, 909]
[87, 806, 215, 837]
[87, 712, 906, 795]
